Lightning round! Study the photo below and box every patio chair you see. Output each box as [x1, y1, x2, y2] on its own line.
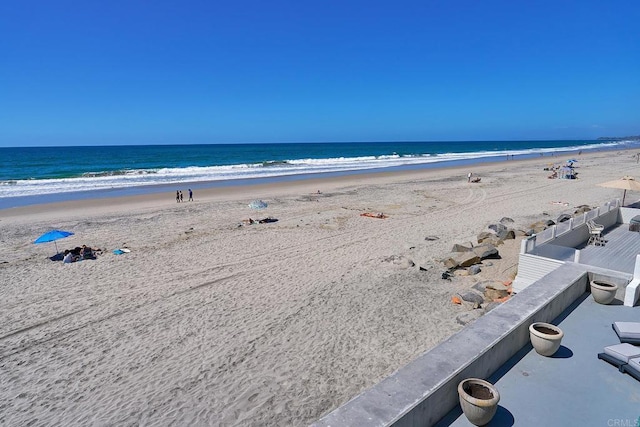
[588, 219, 605, 232]
[587, 220, 605, 246]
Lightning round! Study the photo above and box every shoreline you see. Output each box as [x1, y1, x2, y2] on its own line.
[1, 147, 639, 425]
[2, 147, 628, 220]
[0, 144, 623, 211]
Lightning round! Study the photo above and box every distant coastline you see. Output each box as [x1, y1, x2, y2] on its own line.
[598, 135, 640, 141]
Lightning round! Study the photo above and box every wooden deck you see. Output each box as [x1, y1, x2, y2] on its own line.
[577, 223, 640, 274]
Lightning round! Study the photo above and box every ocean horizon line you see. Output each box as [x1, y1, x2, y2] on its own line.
[0, 137, 621, 149]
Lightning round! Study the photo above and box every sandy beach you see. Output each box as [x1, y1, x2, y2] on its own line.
[1, 149, 638, 426]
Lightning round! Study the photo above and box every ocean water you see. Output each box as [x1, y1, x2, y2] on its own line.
[0, 139, 636, 209]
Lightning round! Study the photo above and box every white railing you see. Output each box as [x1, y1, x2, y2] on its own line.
[573, 214, 586, 227]
[555, 219, 572, 236]
[521, 199, 620, 254]
[534, 227, 555, 245]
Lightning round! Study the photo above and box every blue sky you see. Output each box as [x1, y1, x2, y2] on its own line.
[1, 0, 638, 147]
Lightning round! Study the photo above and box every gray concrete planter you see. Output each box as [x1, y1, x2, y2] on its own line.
[529, 322, 563, 356]
[590, 280, 618, 305]
[457, 378, 500, 426]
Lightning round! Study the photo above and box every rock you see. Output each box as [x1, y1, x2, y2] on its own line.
[477, 231, 495, 243]
[557, 214, 572, 223]
[488, 282, 510, 291]
[442, 252, 481, 269]
[484, 282, 510, 300]
[473, 247, 497, 260]
[442, 257, 457, 269]
[488, 223, 507, 233]
[485, 288, 507, 300]
[529, 220, 553, 234]
[477, 232, 504, 246]
[574, 204, 591, 215]
[456, 252, 481, 267]
[475, 245, 501, 260]
[451, 243, 473, 252]
[472, 282, 488, 293]
[424, 236, 439, 241]
[496, 229, 515, 240]
[460, 291, 484, 304]
[500, 217, 515, 224]
[468, 265, 481, 275]
[472, 243, 499, 259]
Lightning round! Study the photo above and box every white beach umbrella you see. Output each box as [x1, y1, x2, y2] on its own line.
[598, 176, 640, 206]
[248, 200, 268, 210]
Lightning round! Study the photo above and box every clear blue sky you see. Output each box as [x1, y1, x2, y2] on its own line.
[1, 0, 638, 147]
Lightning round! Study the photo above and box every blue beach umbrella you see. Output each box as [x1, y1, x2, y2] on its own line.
[34, 230, 74, 254]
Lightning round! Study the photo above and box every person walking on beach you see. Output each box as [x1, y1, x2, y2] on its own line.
[467, 172, 472, 183]
[179, 191, 183, 202]
[188, 189, 193, 201]
[176, 190, 180, 203]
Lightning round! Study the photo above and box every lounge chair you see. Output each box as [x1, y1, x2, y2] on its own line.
[613, 322, 640, 345]
[597, 343, 640, 381]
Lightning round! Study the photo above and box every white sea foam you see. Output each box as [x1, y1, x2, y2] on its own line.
[0, 140, 627, 198]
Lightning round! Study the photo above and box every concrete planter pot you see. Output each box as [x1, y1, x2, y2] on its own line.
[529, 322, 563, 356]
[457, 378, 500, 426]
[590, 280, 618, 305]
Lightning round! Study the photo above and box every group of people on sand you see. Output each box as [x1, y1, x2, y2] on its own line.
[545, 163, 578, 180]
[176, 189, 194, 203]
[63, 245, 98, 263]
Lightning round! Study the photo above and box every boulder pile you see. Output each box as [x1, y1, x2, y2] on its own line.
[440, 217, 522, 273]
[442, 207, 596, 323]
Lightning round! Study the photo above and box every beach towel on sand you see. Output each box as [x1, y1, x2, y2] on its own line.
[360, 212, 387, 219]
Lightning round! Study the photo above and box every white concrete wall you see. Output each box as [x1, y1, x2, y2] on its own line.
[512, 254, 565, 293]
